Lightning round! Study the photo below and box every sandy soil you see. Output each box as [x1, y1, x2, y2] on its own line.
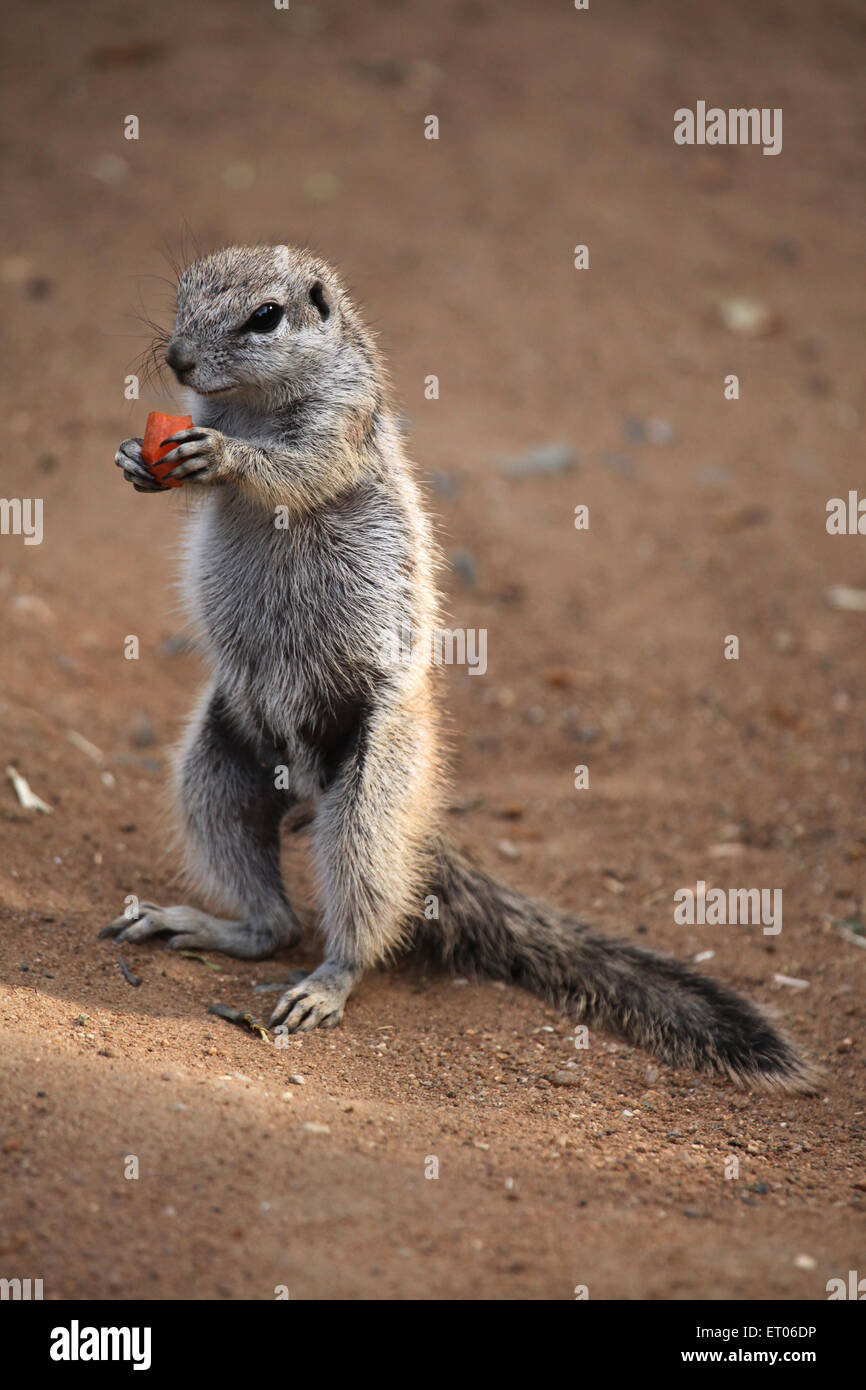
[0, 0, 864, 1300]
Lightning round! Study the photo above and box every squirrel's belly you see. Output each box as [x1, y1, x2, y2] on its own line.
[183, 494, 399, 782]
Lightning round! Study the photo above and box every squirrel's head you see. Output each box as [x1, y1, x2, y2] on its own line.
[165, 245, 357, 402]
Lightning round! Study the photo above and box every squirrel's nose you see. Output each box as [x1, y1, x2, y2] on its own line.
[165, 338, 197, 375]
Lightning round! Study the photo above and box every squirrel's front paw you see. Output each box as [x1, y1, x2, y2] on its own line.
[115, 437, 165, 493]
[159, 427, 232, 485]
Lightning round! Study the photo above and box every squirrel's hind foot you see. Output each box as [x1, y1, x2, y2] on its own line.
[98, 902, 300, 960]
[268, 959, 359, 1033]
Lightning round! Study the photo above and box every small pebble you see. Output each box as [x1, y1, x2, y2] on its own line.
[497, 443, 576, 477]
[825, 585, 866, 613]
[91, 154, 129, 185]
[646, 418, 674, 445]
[160, 632, 196, 656]
[623, 415, 646, 443]
[130, 713, 156, 748]
[427, 471, 459, 497]
[451, 549, 477, 587]
[718, 298, 778, 338]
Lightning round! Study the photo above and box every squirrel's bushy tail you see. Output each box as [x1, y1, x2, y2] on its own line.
[419, 842, 815, 1092]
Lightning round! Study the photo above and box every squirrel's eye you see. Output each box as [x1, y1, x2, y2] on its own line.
[243, 303, 284, 333]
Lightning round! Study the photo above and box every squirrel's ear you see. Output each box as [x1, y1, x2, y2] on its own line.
[309, 279, 332, 321]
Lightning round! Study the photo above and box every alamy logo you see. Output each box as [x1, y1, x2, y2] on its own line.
[49, 1321, 152, 1371]
[0, 497, 43, 545]
[674, 881, 782, 935]
[0, 1276, 43, 1299]
[379, 623, 487, 675]
[826, 1270, 866, 1300]
[674, 103, 782, 156]
[826, 493, 866, 535]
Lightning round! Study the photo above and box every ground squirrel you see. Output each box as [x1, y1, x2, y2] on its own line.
[102, 244, 813, 1090]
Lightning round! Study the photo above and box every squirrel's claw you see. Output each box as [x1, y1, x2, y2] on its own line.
[161, 427, 230, 484]
[268, 961, 357, 1033]
[116, 438, 165, 492]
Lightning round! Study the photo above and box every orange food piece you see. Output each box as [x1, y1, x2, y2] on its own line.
[141, 411, 194, 488]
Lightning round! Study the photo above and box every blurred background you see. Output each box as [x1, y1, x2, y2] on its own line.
[0, 0, 863, 1301]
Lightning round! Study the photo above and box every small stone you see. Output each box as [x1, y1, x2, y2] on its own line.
[160, 632, 196, 656]
[497, 839, 520, 861]
[130, 712, 156, 748]
[285, 1074, 306, 1085]
[302, 1122, 330, 1135]
[27, 278, 54, 300]
[451, 549, 476, 587]
[646, 418, 674, 445]
[550, 1071, 582, 1087]
[623, 415, 646, 443]
[711, 505, 770, 533]
[87, 40, 166, 69]
[10, 594, 55, 624]
[91, 154, 129, 185]
[825, 585, 866, 613]
[497, 442, 576, 477]
[543, 667, 573, 688]
[427, 471, 459, 497]
[718, 298, 779, 338]
[768, 238, 800, 265]
[793, 1253, 816, 1271]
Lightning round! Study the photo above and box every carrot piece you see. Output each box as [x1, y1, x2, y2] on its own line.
[141, 411, 194, 489]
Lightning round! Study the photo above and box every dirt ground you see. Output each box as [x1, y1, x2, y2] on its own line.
[1, 0, 864, 1302]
